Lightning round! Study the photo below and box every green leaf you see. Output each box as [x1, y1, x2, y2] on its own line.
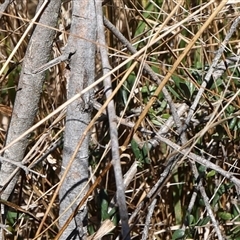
[141, 86, 149, 94]
[198, 216, 210, 226]
[229, 117, 237, 130]
[218, 184, 226, 195]
[161, 113, 170, 119]
[198, 165, 206, 173]
[108, 207, 118, 226]
[151, 64, 159, 74]
[172, 229, 185, 240]
[179, 82, 191, 99]
[188, 214, 195, 225]
[233, 205, 240, 219]
[6, 211, 18, 225]
[88, 224, 95, 236]
[127, 72, 136, 88]
[218, 211, 232, 221]
[100, 189, 109, 221]
[173, 173, 183, 224]
[131, 139, 143, 162]
[134, 2, 153, 39]
[6, 210, 29, 226]
[151, 119, 162, 126]
[237, 119, 240, 130]
[167, 86, 182, 99]
[212, 193, 220, 207]
[121, 83, 130, 106]
[227, 105, 235, 114]
[158, 100, 167, 113]
[206, 170, 216, 178]
[142, 143, 151, 164]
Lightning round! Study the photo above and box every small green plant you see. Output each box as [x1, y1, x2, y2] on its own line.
[131, 139, 151, 167]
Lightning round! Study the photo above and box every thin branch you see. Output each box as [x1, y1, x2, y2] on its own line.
[154, 133, 240, 188]
[108, 161, 138, 214]
[96, 2, 130, 239]
[129, 154, 180, 224]
[141, 198, 157, 240]
[31, 51, 76, 74]
[181, 16, 240, 134]
[103, 17, 183, 134]
[190, 163, 223, 240]
[176, 18, 240, 238]
[28, 137, 63, 169]
[0, 223, 10, 235]
[0, 156, 44, 177]
[129, 131, 238, 239]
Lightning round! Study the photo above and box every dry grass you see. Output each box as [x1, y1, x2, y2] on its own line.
[1, 0, 240, 239]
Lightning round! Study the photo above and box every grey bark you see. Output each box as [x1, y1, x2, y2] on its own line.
[58, 0, 96, 239]
[96, 2, 130, 239]
[0, 0, 61, 237]
[0, 0, 11, 19]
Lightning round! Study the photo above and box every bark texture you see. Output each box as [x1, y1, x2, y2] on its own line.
[58, 0, 96, 239]
[0, 0, 61, 236]
[0, 0, 11, 19]
[96, 2, 130, 238]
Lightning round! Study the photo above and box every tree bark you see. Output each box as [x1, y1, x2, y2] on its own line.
[0, 0, 61, 237]
[0, 0, 11, 19]
[58, 0, 97, 239]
